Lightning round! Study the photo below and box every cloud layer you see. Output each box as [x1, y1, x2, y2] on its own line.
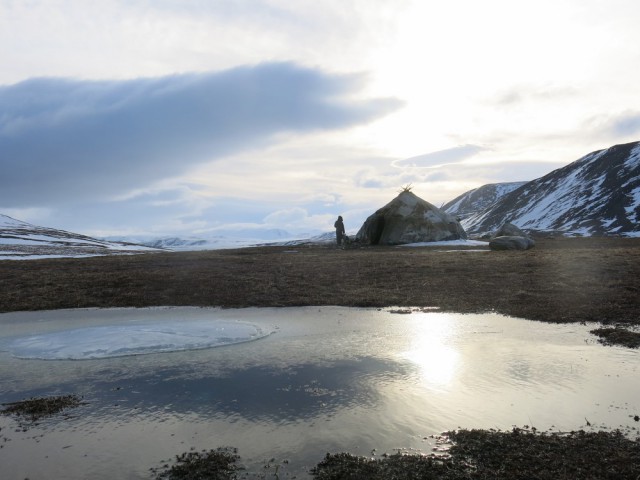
[3, 1, 640, 239]
[392, 145, 487, 169]
[0, 62, 400, 206]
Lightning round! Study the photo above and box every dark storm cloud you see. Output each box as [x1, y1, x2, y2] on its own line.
[0, 62, 401, 206]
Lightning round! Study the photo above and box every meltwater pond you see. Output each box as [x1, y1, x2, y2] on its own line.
[0, 306, 638, 479]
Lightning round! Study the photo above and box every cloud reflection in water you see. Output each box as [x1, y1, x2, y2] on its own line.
[46, 357, 410, 425]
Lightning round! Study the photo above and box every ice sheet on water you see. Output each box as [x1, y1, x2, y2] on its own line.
[2, 319, 270, 360]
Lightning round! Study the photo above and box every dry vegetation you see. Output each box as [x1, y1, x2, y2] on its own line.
[1, 237, 639, 328]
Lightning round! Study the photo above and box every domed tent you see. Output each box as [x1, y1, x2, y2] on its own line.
[356, 190, 467, 245]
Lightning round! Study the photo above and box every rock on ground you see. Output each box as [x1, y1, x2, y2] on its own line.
[489, 235, 536, 251]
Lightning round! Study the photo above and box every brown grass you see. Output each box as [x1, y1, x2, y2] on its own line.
[1, 237, 639, 327]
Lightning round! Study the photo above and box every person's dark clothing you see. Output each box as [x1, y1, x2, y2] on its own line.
[334, 216, 345, 246]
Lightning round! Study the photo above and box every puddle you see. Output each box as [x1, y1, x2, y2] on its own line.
[0, 306, 638, 479]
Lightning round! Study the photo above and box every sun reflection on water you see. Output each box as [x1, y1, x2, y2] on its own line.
[398, 313, 460, 389]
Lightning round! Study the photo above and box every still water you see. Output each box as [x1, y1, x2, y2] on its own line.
[0, 306, 638, 479]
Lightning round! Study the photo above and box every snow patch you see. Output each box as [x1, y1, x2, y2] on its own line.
[399, 239, 489, 248]
[627, 186, 640, 214]
[624, 143, 640, 169]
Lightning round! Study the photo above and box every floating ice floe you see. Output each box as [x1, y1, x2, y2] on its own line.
[2, 319, 270, 360]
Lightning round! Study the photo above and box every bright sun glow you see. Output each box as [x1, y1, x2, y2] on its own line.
[399, 313, 460, 389]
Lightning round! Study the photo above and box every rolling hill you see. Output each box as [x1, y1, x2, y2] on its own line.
[0, 214, 161, 260]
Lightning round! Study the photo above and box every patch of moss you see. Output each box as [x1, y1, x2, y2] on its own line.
[591, 327, 640, 348]
[1, 394, 83, 422]
[311, 428, 640, 480]
[151, 448, 241, 480]
[448, 427, 640, 479]
[311, 451, 467, 480]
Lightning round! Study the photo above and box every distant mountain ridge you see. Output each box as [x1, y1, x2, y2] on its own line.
[443, 181, 527, 220]
[460, 141, 640, 236]
[0, 214, 160, 260]
[105, 228, 314, 251]
[3, 140, 639, 259]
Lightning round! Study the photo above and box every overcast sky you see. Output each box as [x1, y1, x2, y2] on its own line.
[2, 0, 640, 238]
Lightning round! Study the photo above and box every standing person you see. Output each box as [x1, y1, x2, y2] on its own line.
[334, 216, 345, 246]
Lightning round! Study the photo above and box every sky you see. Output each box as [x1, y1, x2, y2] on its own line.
[1, 0, 640, 239]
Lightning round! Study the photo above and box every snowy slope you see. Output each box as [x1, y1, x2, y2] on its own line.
[0, 214, 162, 260]
[443, 181, 527, 220]
[106, 235, 265, 251]
[106, 228, 319, 251]
[462, 141, 640, 236]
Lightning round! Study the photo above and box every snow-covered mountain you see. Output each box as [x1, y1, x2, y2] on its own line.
[443, 181, 527, 220]
[462, 141, 640, 236]
[0, 214, 161, 260]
